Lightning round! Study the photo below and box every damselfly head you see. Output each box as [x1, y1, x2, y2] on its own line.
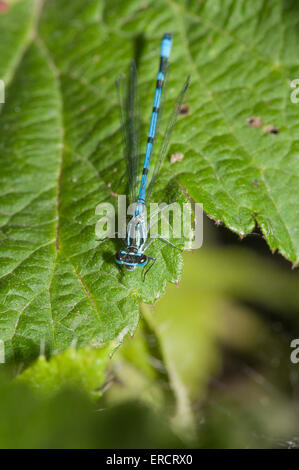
[115, 250, 148, 270]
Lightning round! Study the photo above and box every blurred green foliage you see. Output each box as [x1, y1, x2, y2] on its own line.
[1, 229, 297, 449]
[0, 373, 182, 448]
[107, 241, 299, 448]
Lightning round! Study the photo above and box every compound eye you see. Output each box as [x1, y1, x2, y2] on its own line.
[138, 255, 147, 265]
[115, 250, 122, 261]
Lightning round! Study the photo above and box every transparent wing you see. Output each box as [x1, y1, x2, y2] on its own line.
[116, 60, 141, 204]
[146, 76, 190, 202]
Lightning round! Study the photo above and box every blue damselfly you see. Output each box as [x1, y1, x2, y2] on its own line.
[115, 33, 190, 279]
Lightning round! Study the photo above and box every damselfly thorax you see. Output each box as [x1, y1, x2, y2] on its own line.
[126, 202, 147, 250]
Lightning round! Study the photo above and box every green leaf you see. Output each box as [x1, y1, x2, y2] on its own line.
[170, 0, 299, 264]
[1, 0, 299, 364]
[16, 345, 110, 398]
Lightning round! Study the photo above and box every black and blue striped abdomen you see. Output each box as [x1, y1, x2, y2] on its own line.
[137, 33, 172, 204]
